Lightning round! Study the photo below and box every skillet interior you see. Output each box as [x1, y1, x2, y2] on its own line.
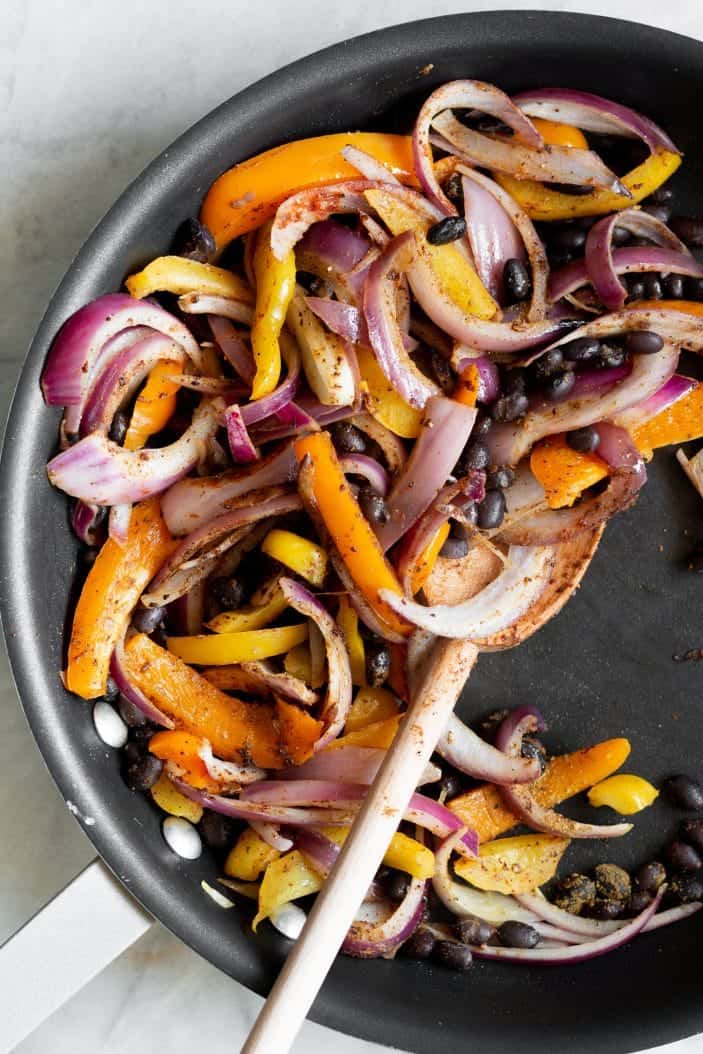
[2, 12, 703, 1053]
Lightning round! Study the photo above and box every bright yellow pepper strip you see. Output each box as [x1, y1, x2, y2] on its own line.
[125, 256, 253, 301]
[321, 826, 434, 880]
[206, 589, 288, 633]
[150, 772, 204, 823]
[357, 344, 423, 439]
[345, 686, 399, 732]
[455, 833, 570, 895]
[336, 596, 366, 686]
[261, 528, 328, 587]
[250, 220, 297, 399]
[588, 774, 659, 815]
[283, 643, 313, 683]
[167, 623, 308, 666]
[123, 361, 182, 451]
[495, 150, 682, 222]
[225, 827, 281, 881]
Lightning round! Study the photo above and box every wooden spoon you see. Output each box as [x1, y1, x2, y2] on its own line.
[241, 529, 603, 1054]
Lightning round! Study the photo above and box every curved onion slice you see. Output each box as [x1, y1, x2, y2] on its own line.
[343, 876, 427, 958]
[436, 713, 541, 784]
[238, 660, 319, 707]
[47, 399, 221, 506]
[178, 293, 253, 327]
[110, 639, 174, 728]
[296, 828, 340, 877]
[196, 740, 266, 788]
[306, 297, 369, 346]
[342, 144, 403, 186]
[339, 453, 390, 496]
[379, 545, 556, 640]
[161, 441, 298, 535]
[237, 337, 300, 428]
[171, 777, 355, 826]
[271, 179, 394, 261]
[351, 413, 407, 473]
[280, 578, 353, 750]
[513, 87, 680, 156]
[496, 707, 632, 839]
[207, 316, 255, 382]
[413, 79, 544, 212]
[225, 406, 258, 463]
[363, 231, 440, 409]
[550, 246, 703, 305]
[613, 374, 695, 432]
[377, 395, 477, 550]
[277, 745, 440, 787]
[71, 501, 105, 546]
[516, 889, 702, 939]
[251, 821, 293, 853]
[108, 503, 132, 545]
[296, 220, 374, 304]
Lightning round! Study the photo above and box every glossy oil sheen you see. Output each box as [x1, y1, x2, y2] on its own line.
[1, 12, 703, 1053]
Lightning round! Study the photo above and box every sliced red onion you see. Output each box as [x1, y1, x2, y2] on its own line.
[47, 399, 221, 506]
[41, 294, 201, 423]
[208, 315, 255, 383]
[239, 660, 319, 706]
[251, 821, 293, 853]
[306, 297, 369, 346]
[451, 349, 501, 403]
[239, 340, 301, 427]
[297, 220, 373, 304]
[178, 293, 253, 326]
[613, 375, 695, 432]
[363, 231, 440, 409]
[377, 395, 477, 550]
[277, 745, 440, 787]
[342, 144, 403, 185]
[71, 501, 105, 546]
[171, 777, 355, 826]
[460, 167, 548, 321]
[296, 828, 341, 877]
[109, 639, 175, 728]
[551, 246, 703, 305]
[161, 374, 244, 400]
[380, 545, 556, 640]
[143, 488, 301, 607]
[437, 713, 541, 784]
[272, 180, 393, 262]
[108, 503, 132, 545]
[169, 581, 206, 635]
[339, 453, 390, 496]
[343, 876, 427, 959]
[513, 88, 680, 156]
[495, 707, 632, 839]
[247, 405, 318, 445]
[413, 80, 544, 213]
[435, 112, 626, 192]
[470, 887, 664, 964]
[280, 577, 352, 750]
[197, 740, 266, 788]
[224, 405, 258, 463]
[161, 441, 298, 535]
[351, 413, 407, 473]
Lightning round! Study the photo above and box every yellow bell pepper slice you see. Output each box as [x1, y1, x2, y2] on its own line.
[123, 361, 182, 451]
[207, 590, 288, 633]
[283, 643, 313, 683]
[261, 528, 328, 587]
[200, 132, 416, 251]
[357, 344, 423, 439]
[254, 849, 322, 929]
[321, 826, 434, 880]
[125, 256, 253, 301]
[250, 220, 297, 399]
[345, 686, 400, 732]
[495, 149, 682, 222]
[295, 431, 411, 638]
[327, 714, 401, 750]
[530, 118, 589, 149]
[167, 624, 309, 666]
[225, 827, 281, 881]
[455, 833, 570, 895]
[409, 522, 451, 596]
[150, 772, 204, 822]
[364, 188, 498, 320]
[336, 596, 366, 686]
[588, 774, 659, 815]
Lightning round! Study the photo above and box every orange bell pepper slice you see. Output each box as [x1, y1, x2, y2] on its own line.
[149, 730, 221, 792]
[123, 361, 182, 451]
[408, 522, 451, 596]
[449, 737, 631, 843]
[123, 633, 285, 767]
[295, 432, 411, 638]
[65, 498, 176, 699]
[200, 132, 416, 252]
[453, 362, 480, 408]
[276, 697, 323, 765]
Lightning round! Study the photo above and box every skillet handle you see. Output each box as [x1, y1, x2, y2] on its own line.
[0, 858, 152, 1053]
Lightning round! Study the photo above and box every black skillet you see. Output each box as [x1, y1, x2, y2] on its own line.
[2, 11, 703, 1053]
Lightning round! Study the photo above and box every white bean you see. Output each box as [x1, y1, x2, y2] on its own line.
[270, 903, 306, 940]
[162, 816, 202, 860]
[92, 701, 128, 749]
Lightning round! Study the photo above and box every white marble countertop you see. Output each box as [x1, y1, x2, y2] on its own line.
[3, 1, 703, 1050]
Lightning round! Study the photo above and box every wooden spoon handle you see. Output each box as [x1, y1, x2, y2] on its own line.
[241, 637, 478, 1054]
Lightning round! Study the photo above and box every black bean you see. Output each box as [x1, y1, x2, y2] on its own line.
[461, 441, 490, 471]
[125, 754, 163, 792]
[151, 625, 168, 649]
[477, 490, 506, 530]
[503, 258, 532, 302]
[503, 369, 528, 397]
[544, 370, 575, 401]
[475, 115, 513, 135]
[561, 337, 601, 364]
[635, 861, 667, 895]
[642, 204, 672, 223]
[642, 274, 663, 300]
[611, 226, 631, 247]
[667, 873, 703, 905]
[455, 916, 496, 946]
[552, 873, 596, 914]
[440, 521, 469, 560]
[547, 249, 574, 270]
[330, 421, 366, 454]
[627, 890, 653, 916]
[597, 343, 627, 369]
[386, 871, 411, 902]
[103, 676, 120, 703]
[427, 216, 467, 246]
[664, 840, 703, 873]
[587, 899, 623, 920]
[131, 604, 166, 635]
[491, 393, 529, 423]
[681, 819, 703, 853]
[209, 576, 245, 610]
[650, 186, 674, 204]
[663, 274, 685, 299]
[123, 741, 143, 765]
[531, 348, 565, 381]
[664, 774, 703, 811]
[521, 736, 547, 772]
[365, 641, 391, 687]
[198, 810, 236, 851]
[439, 771, 464, 800]
[430, 351, 455, 393]
[358, 486, 389, 526]
[627, 279, 646, 302]
[118, 696, 147, 728]
[497, 921, 540, 948]
[687, 277, 703, 302]
[400, 927, 436, 960]
[594, 863, 631, 903]
[567, 426, 600, 453]
[486, 466, 515, 491]
[670, 216, 703, 248]
[624, 330, 664, 355]
[548, 226, 587, 253]
[473, 412, 493, 435]
[171, 217, 216, 262]
[442, 173, 464, 207]
[433, 940, 473, 971]
[109, 411, 129, 445]
[131, 724, 156, 750]
[547, 183, 594, 196]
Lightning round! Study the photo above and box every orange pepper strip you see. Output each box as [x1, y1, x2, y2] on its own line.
[409, 522, 451, 596]
[123, 361, 182, 451]
[276, 697, 323, 766]
[123, 634, 285, 768]
[65, 498, 176, 699]
[295, 432, 412, 638]
[453, 362, 480, 407]
[149, 730, 221, 792]
[530, 117, 589, 150]
[449, 737, 631, 843]
[200, 133, 416, 252]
